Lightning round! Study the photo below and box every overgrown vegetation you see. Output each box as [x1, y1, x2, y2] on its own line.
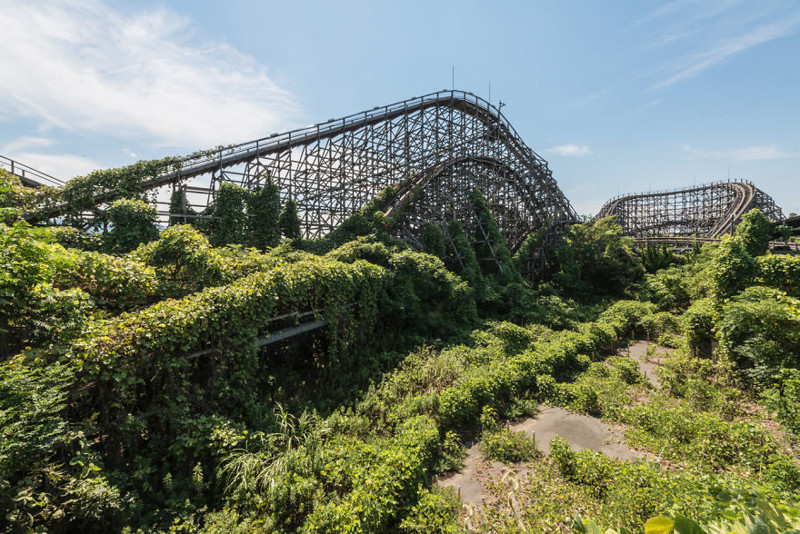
[1, 164, 798, 533]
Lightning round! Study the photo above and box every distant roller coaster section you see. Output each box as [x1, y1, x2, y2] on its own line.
[29, 90, 577, 271]
[597, 180, 784, 239]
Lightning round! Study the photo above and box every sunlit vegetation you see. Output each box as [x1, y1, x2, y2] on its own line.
[0, 165, 798, 532]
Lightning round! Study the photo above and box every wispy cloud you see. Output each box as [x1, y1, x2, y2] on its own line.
[633, 99, 662, 113]
[0, 0, 301, 149]
[546, 144, 590, 157]
[683, 143, 795, 161]
[1, 136, 55, 154]
[652, 16, 800, 89]
[640, 0, 800, 92]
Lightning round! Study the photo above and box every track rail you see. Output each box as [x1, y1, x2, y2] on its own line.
[0, 154, 64, 187]
[598, 180, 783, 239]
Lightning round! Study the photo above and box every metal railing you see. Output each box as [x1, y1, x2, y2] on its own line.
[0, 154, 64, 187]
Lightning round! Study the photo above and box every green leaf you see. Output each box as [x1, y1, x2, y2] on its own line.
[672, 514, 705, 534]
[645, 517, 675, 534]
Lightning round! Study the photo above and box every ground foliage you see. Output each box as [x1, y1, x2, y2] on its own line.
[0, 188, 798, 534]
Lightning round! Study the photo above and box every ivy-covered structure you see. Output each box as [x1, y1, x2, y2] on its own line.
[26, 91, 577, 277]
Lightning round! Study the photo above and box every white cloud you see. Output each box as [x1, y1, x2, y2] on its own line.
[651, 15, 800, 89]
[1, 136, 56, 154]
[0, 0, 301, 149]
[682, 143, 795, 161]
[546, 144, 590, 157]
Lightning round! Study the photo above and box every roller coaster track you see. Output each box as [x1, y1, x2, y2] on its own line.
[31, 90, 577, 260]
[0, 154, 64, 187]
[597, 180, 783, 240]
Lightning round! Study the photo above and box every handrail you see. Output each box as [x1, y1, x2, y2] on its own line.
[0, 154, 64, 187]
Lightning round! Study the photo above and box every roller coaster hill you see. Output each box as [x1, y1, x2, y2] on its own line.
[4, 90, 796, 275]
[597, 180, 798, 251]
[10, 90, 578, 277]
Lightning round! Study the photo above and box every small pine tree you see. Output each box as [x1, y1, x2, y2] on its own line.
[734, 208, 773, 257]
[168, 186, 196, 226]
[280, 199, 302, 242]
[246, 178, 281, 249]
[211, 182, 249, 247]
[421, 221, 446, 259]
[447, 219, 485, 295]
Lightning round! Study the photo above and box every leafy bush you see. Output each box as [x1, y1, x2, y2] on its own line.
[168, 186, 197, 226]
[246, 179, 281, 249]
[279, 198, 302, 242]
[480, 427, 538, 463]
[421, 221, 446, 259]
[734, 208, 773, 257]
[757, 254, 800, 297]
[717, 286, 800, 382]
[763, 368, 800, 436]
[398, 486, 460, 533]
[209, 182, 249, 247]
[706, 236, 759, 299]
[106, 198, 159, 253]
[553, 216, 644, 299]
[638, 267, 691, 311]
[682, 297, 717, 358]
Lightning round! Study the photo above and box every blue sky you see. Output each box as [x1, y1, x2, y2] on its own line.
[1, 0, 799, 215]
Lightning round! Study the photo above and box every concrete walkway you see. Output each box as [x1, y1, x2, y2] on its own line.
[437, 405, 639, 505]
[436, 442, 484, 505]
[623, 340, 674, 388]
[511, 405, 637, 460]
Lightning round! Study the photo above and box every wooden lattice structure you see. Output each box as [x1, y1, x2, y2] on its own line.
[30, 91, 577, 264]
[597, 180, 783, 239]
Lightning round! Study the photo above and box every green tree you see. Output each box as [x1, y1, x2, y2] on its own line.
[246, 178, 281, 249]
[775, 223, 792, 243]
[706, 236, 758, 299]
[553, 216, 643, 299]
[211, 182, 249, 247]
[168, 186, 196, 226]
[641, 243, 674, 273]
[446, 219, 485, 295]
[279, 199, 302, 242]
[468, 190, 517, 283]
[421, 221, 446, 259]
[734, 208, 773, 256]
[106, 198, 159, 253]
[718, 286, 800, 382]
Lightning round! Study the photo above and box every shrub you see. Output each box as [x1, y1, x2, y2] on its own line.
[247, 179, 281, 249]
[105, 198, 159, 253]
[706, 236, 758, 299]
[763, 369, 800, 436]
[682, 297, 717, 358]
[757, 254, 800, 297]
[421, 221, 446, 259]
[398, 486, 460, 533]
[734, 208, 773, 257]
[480, 427, 538, 463]
[717, 286, 800, 382]
[553, 216, 644, 299]
[279, 198, 302, 242]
